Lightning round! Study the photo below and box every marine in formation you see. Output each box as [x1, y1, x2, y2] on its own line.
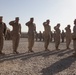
[9, 17, 21, 54]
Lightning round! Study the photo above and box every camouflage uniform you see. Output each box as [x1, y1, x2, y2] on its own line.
[26, 18, 36, 52]
[65, 25, 71, 49]
[0, 16, 6, 54]
[43, 20, 51, 50]
[73, 19, 76, 55]
[54, 24, 61, 50]
[9, 17, 21, 54]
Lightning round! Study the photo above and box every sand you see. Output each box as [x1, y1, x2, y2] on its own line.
[0, 38, 76, 75]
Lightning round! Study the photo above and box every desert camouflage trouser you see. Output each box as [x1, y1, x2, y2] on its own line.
[55, 36, 60, 49]
[12, 34, 20, 52]
[28, 33, 34, 50]
[66, 38, 71, 48]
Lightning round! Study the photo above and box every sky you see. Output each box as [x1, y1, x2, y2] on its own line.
[0, 0, 76, 33]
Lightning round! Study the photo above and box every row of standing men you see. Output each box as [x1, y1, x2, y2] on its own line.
[0, 16, 76, 57]
[5, 28, 65, 42]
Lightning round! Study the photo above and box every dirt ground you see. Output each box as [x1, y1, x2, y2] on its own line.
[0, 38, 76, 75]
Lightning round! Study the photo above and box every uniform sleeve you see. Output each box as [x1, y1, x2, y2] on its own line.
[9, 21, 14, 26]
[25, 21, 30, 26]
[59, 29, 61, 33]
[3, 23, 7, 36]
[43, 22, 46, 26]
[54, 26, 57, 30]
[50, 26, 51, 31]
[19, 24, 21, 34]
[65, 27, 67, 31]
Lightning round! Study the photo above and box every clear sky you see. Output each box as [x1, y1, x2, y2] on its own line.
[0, 0, 76, 33]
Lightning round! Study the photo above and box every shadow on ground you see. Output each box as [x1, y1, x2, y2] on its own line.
[0, 49, 74, 63]
[41, 56, 76, 75]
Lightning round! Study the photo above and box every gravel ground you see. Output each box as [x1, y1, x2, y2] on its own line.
[0, 38, 76, 75]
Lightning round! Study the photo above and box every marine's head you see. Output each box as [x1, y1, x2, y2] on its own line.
[57, 23, 60, 28]
[30, 17, 34, 23]
[62, 30, 64, 32]
[15, 17, 19, 23]
[67, 25, 70, 28]
[46, 19, 50, 25]
[0, 16, 3, 23]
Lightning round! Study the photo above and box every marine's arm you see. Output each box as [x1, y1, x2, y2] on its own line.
[3, 23, 7, 36]
[65, 27, 67, 31]
[25, 21, 30, 26]
[54, 26, 57, 30]
[9, 21, 14, 26]
[19, 24, 21, 35]
[43, 22, 46, 27]
[34, 24, 36, 33]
